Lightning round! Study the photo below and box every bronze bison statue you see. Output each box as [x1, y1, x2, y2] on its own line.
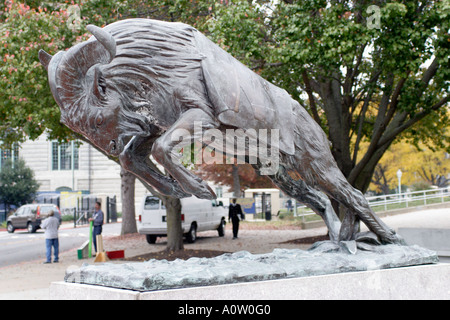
[39, 18, 403, 246]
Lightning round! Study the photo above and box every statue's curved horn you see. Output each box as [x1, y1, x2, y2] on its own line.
[87, 25, 116, 62]
[48, 24, 117, 124]
[38, 50, 52, 70]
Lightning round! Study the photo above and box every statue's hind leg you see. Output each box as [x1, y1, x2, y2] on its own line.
[259, 164, 341, 241]
[298, 160, 404, 245]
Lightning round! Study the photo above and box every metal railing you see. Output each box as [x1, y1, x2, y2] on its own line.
[367, 187, 450, 212]
[284, 187, 450, 222]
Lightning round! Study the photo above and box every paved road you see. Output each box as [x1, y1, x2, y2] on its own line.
[0, 223, 122, 267]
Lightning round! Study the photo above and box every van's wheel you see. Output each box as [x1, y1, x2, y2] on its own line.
[7, 222, 15, 233]
[146, 235, 157, 244]
[217, 218, 225, 237]
[186, 223, 197, 243]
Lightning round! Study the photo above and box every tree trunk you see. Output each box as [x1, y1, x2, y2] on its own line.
[163, 196, 184, 252]
[319, 76, 354, 177]
[120, 166, 137, 235]
[232, 164, 241, 197]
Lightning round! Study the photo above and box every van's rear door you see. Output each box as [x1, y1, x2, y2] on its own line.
[141, 196, 165, 226]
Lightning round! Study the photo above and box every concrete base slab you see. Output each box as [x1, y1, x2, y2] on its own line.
[50, 263, 450, 300]
[50, 282, 140, 300]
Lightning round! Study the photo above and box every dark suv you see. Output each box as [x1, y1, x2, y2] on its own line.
[6, 204, 61, 233]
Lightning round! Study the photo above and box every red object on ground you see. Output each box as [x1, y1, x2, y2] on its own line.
[106, 250, 125, 260]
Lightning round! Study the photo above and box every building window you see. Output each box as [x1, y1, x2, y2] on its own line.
[0, 143, 19, 169]
[52, 141, 79, 171]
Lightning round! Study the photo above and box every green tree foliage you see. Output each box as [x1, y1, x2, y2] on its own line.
[0, 158, 40, 208]
[0, 1, 83, 146]
[209, 0, 450, 193]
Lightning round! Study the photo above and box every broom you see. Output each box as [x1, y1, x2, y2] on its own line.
[94, 234, 109, 263]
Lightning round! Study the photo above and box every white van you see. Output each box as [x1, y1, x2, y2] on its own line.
[138, 194, 227, 244]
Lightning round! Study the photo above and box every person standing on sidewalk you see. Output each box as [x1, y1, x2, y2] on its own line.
[89, 201, 104, 254]
[40, 210, 60, 264]
[228, 198, 245, 239]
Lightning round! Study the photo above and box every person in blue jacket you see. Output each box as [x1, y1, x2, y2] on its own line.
[89, 201, 104, 254]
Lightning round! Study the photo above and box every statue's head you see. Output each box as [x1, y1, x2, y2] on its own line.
[39, 25, 125, 156]
[40, 24, 160, 157]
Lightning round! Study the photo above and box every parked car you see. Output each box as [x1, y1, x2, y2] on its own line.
[138, 194, 227, 244]
[6, 203, 61, 233]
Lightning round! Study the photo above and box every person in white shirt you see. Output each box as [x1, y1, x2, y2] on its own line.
[40, 210, 60, 264]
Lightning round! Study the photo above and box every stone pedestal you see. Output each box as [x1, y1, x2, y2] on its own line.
[51, 263, 450, 300]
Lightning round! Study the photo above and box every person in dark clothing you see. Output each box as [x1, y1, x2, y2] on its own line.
[228, 198, 245, 239]
[89, 201, 104, 253]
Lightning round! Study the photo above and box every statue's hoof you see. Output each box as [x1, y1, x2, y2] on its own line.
[355, 231, 381, 245]
[340, 241, 357, 254]
[382, 232, 407, 246]
[307, 240, 357, 254]
[308, 231, 407, 255]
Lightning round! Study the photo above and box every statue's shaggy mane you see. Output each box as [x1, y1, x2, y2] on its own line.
[100, 19, 211, 133]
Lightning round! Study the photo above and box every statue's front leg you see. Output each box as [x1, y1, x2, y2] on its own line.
[119, 136, 190, 198]
[151, 109, 219, 200]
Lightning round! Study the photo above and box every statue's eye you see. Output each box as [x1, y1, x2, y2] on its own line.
[96, 114, 104, 126]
